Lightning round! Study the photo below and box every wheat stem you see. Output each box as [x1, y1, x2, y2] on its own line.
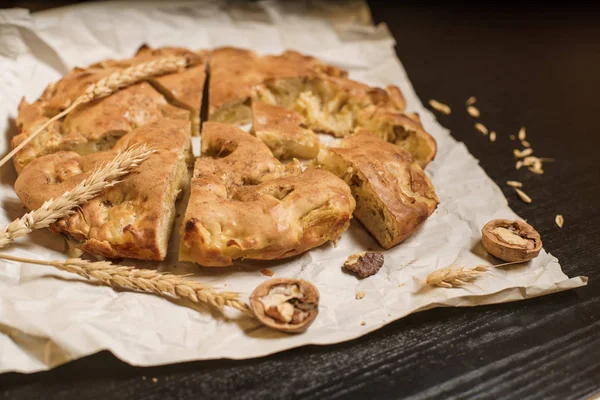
[0, 253, 253, 315]
[0, 144, 154, 248]
[0, 55, 188, 169]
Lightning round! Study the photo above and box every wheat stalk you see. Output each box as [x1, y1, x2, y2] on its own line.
[0, 55, 188, 169]
[0, 253, 252, 315]
[426, 265, 490, 288]
[426, 260, 524, 288]
[0, 144, 154, 248]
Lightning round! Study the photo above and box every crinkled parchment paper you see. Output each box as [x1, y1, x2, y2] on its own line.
[0, 0, 587, 373]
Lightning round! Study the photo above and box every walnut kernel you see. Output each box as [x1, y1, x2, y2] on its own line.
[343, 251, 384, 278]
[250, 278, 319, 333]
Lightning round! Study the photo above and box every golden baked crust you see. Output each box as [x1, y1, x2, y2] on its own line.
[13, 80, 189, 173]
[180, 122, 355, 267]
[12, 46, 207, 172]
[251, 101, 319, 159]
[319, 133, 438, 249]
[14, 119, 192, 260]
[208, 47, 346, 124]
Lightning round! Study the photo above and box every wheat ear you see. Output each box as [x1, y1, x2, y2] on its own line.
[426, 265, 490, 288]
[0, 55, 188, 168]
[0, 144, 154, 248]
[426, 260, 523, 288]
[0, 253, 252, 315]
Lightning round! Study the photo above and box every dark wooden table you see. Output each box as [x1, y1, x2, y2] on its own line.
[1, 2, 599, 399]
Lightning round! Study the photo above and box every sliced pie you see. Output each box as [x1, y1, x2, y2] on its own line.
[250, 101, 319, 159]
[319, 133, 438, 249]
[180, 122, 355, 267]
[14, 119, 192, 260]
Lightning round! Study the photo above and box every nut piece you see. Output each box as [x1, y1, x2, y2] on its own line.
[481, 219, 542, 262]
[250, 278, 319, 333]
[343, 251, 385, 278]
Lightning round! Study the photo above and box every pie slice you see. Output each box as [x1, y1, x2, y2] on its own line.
[291, 76, 437, 168]
[179, 122, 355, 267]
[14, 80, 188, 174]
[12, 47, 206, 173]
[14, 119, 192, 260]
[133, 45, 207, 136]
[250, 101, 320, 159]
[207, 47, 346, 125]
[319, 133, 438, 249]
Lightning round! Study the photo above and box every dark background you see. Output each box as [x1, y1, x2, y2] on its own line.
[1, 1, 600, 399]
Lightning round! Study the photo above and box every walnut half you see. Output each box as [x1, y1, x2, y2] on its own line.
[250, 278, 319, 333]
[481, 219, 542, 262]
[343, 251, 384, 278]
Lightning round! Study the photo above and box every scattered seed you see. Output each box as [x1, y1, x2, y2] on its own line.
[260, 268, 275, 277]
[361, 321, 366, 326]
[516, 161, 523, 170]
[429, 99, 451, 115]
[510, 135, 516, 140]
[507, 180, 522, 188]
[398, 282, 405, 288]
[475, 122, 488, 135]
[152, 378, 158, 383]
[555, 215, 564, 228]
[467, 105, 480, 118]
[142, 376, 147, 380]
[356, 291, 366, 300]
[521, 140, 531, 148]
[489, 131, 496, 142]
[514, 148, 533, 158]
[515, 188, 532, 204]
[522, 156, 539, 166]
[466, 96, 477, 106]
[518, 126, 527, 140]
[528, 167, 544, 175]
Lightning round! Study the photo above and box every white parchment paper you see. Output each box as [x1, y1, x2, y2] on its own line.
[0, 1, 587, 373]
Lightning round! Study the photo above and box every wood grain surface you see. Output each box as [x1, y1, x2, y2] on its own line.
[1, 2, 599, 399]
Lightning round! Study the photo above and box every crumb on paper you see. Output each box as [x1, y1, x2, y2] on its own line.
[260, 268, 275, 277]
[356, 291, 366, 300]
[398, 282, 405, 288]
[361, 321, 366, 326]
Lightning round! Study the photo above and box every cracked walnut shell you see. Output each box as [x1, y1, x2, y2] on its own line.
[250, 278, 319, 333]
[481, 219, 542, 262]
